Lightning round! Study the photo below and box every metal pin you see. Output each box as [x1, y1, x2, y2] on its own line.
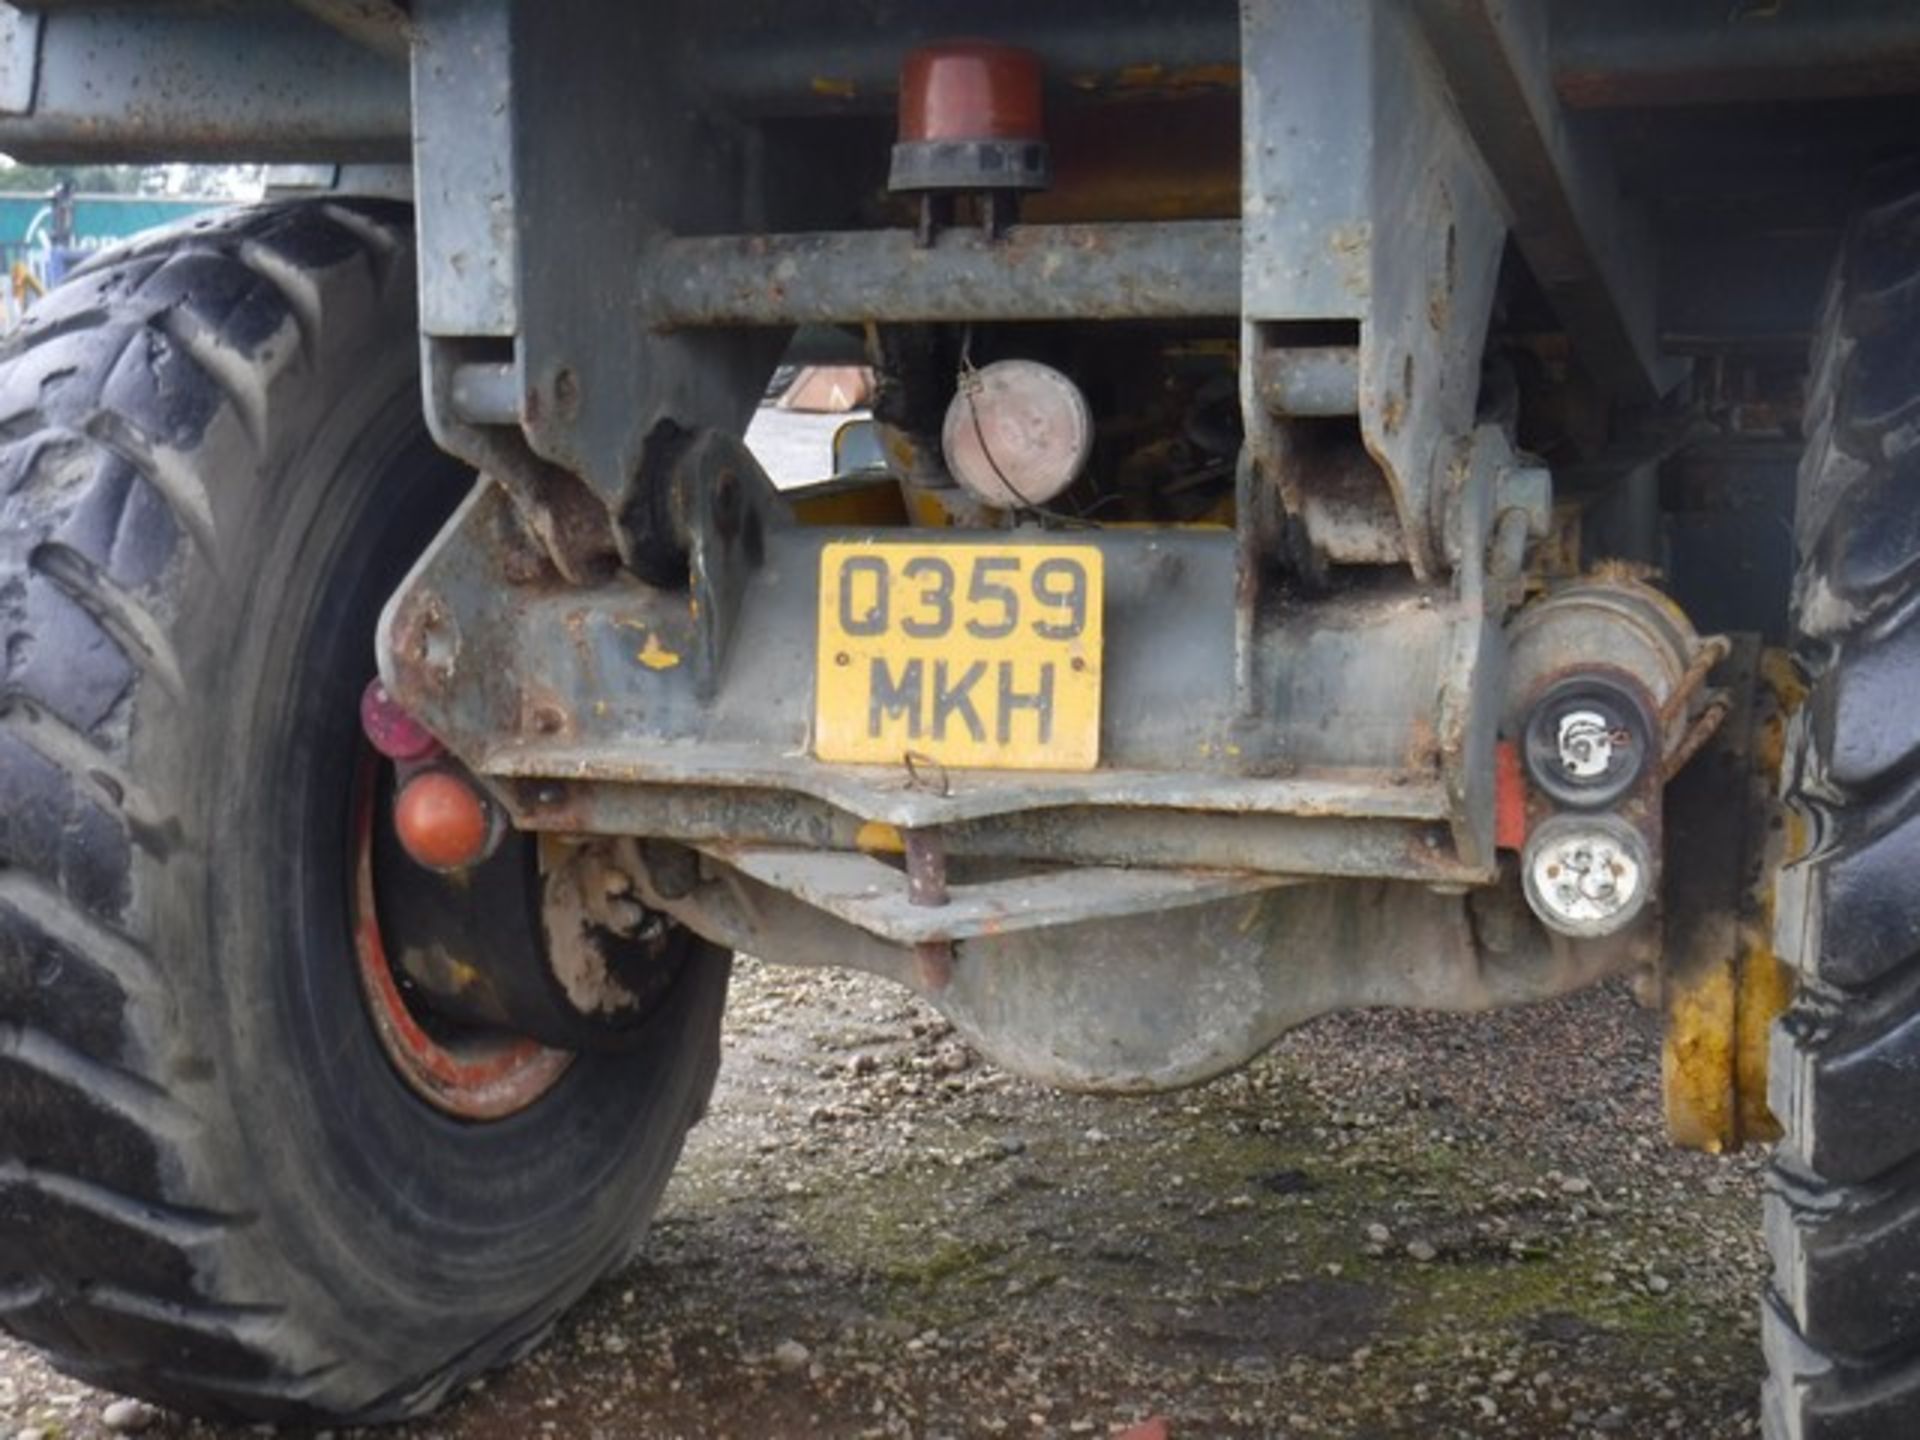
[903, 828, 954, 990]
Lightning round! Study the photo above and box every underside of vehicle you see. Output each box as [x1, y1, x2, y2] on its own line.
[0, 1, 1917, 1434]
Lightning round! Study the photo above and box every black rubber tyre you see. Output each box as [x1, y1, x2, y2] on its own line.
[0, 201, 729, 1423]
[1767, 163, 1920, 1439]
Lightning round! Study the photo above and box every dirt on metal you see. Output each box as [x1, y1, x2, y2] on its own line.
[0, 961, 1766, 1439]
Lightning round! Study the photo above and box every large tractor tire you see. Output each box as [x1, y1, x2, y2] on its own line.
[0, 201, 729, 1423]
[1767, 165, 1920, 1438]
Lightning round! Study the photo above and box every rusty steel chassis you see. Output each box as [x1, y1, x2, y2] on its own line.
[0, 0, 1768, 1091]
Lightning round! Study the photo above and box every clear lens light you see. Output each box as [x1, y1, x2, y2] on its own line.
[1521, 815, 1651, 937]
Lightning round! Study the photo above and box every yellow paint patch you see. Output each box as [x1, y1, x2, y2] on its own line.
[1664, 959, 1738, 1154]
[790, 476, 911, 528]
[1665, 643, 1799, 1153]
[854, 821, 906, 855]
[810, 76, 856, 100]
[637, 633, 682, 671]
[1736, 923, 1788, 1145]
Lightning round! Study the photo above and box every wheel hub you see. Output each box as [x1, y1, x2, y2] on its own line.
[351, 751, 572, 1119]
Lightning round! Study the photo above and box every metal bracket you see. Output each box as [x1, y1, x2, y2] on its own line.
[411, 0, 780, 578]
[1412, 0, 1687, 403]
[700, 846, 1288, 946]
[669, 430, 795, 700]
[1239, 0, 1508, 581]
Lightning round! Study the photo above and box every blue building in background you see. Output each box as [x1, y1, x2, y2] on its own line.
[0, 187, 226, 320]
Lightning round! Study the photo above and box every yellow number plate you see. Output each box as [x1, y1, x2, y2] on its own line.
[814, 541, 1104, 771]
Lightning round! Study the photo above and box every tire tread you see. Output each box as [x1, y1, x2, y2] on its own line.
[0, 200, 427, 1420]
[1771, 160, 1920, 1438]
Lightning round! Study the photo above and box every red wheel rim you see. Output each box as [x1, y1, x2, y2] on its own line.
[350, 753, 572, 1119]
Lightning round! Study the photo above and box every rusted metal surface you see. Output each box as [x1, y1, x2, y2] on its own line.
[1239, 0, 1506, 581]
[531, 780, 1477, 884]
[3, 1, 1916, 162]
[634, 852, 1643, 1093]
[902, 829, 950, 908]
[1292, 437, 1409, 566]
[689, 5, 1241, 120]
[645, 222, 1240, 329]
[350, 756, 572, 1119]
[901, 828, 954, 989]
[379, 472, 1500, 889]
[419, 341, 619, 585]
[1020, 95, 1238, 224]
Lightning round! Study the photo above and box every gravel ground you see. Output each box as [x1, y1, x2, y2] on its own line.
[2, 958, 1770, 1440]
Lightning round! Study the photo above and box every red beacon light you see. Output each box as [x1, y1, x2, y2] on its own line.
[890, 40, 1050, 242]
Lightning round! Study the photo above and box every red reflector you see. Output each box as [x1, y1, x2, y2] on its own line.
[360, 678, 440, 762]
[1495, 739, 1528, 851]
[394, 770, 493, 871]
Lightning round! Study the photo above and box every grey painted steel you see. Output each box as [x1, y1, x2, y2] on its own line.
[636, 856, 1645, 1092]
[507, 0, 775, 535]
[1255, 345, 1360, 418]
[399, 0, 1639, 564]
[1238, 0, 1506, 580]
[1, 0, 1914, 159]
[411, 0, 515, 336]
[646, 222, 1242, 329]
[531, 782, 1464, 883]
[262, 161, 413, 199]
[0, 3, 407, 162]
[378, 476, 1498, 888]
[695, 0, 1240, 118]
[702, 847, 1288, 945]
[1412, 0, 1684, 404]
[0, 6, 40, 115]
[449, 361, 520, 427]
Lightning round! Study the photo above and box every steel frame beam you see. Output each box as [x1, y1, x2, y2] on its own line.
[0, 1, 408, 163]
[1412, 0, 1685, 405]
[645, 222, 1242, 329]
[377, 471, 1502, 889]
[0, 0, 1867, 415]
[1, 1, 1916, 153]
[1553, 0, 1920, 110]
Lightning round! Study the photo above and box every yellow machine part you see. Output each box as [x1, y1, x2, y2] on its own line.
[1662, 647, 1803, 1152]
